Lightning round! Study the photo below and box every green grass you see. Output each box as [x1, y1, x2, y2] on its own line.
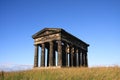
[0, 66, 120, 80]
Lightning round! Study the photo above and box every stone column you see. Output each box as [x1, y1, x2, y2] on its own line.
[41, 43, 45, 67]
[76, 49, 79, 67]
[62, 43, 66, 66]
[81, 52, 83, 66]
[84, 53, 86, 66]
[66, 53, 68, 67]
[34, 45, 39, 67]
[79, 50, 82, 66]
[49, 41, 53, 66]
[85, 52, 88, 67]
[68, 46, 71, 67]
[66, 44, 69, 67]
[82, 52, 86, 66]
[53, 47, 56, 66]
[78, 50, 80, 66]
[73, 48, 77, 67]
[71, 47, 74, 67]
[58, 40, 62, 67]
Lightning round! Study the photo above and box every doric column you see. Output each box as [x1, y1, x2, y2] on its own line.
[73, 47, 77, 67]
[41, 43, 45, 67]
[34, 45, 39, 67]
[62, 42, 66, 66]
[85, 52, 88, 67]
[84, 53, 86, 66]
[71, 47, 74, 67]
[78, 50, 80, 66]
[82, 51, 86, 66]
[66, 44, 69, 67]
[53, 46, 56, 66]
[58, 40, 62, 67]
[79, 50, 82, 66]
[49, 41, 53, 66]
[76, 49, 79, 67]
[81, 52, 84, 66]
[66, 53, 68, 67]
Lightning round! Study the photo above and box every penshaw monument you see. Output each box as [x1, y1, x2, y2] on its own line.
[32, 28, 89, 68]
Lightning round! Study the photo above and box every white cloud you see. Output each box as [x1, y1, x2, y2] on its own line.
[0, 64, 33, 72]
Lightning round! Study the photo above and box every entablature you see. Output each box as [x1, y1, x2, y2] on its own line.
[34, 33, 61, 44]
[32, 28, 89, 51]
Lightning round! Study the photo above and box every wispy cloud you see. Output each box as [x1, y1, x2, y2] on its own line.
[0, 63, 33, 72]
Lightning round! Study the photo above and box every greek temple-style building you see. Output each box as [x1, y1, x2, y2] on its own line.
[32, 28, 89, 68]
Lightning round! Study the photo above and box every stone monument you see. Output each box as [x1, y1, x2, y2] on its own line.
[32, 28, 89, 68]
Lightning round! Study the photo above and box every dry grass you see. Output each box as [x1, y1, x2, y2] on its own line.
[0, 66, 120, 80]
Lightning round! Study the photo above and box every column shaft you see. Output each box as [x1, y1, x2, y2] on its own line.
[66, 53, 68, 67]
[53, 48, 56, 66]
[82, 52, 84, 66]
[49, 41, 53, 66]
[84, 53, 86, 66]
[71, 47, 74, 67]
[85, 53, 88, 67]
[73, 48, 76, 67]
[78, 52, 80, 66]
[66, 44, 69, 67]
[82, 52, 85, 66]
[80, 50, 82, 66]
[71, 53, 73, 67]
[58, 40, 62, 67]
[62, 44, 66, 66]
[41, 43, 45, 67]
[76, 49, 79, 67]
[34, 45, 39, 67]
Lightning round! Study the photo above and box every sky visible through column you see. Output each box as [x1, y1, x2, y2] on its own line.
[0, 0, 120, 71]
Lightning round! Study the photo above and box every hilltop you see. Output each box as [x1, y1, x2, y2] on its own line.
[0, 66, 120, 80]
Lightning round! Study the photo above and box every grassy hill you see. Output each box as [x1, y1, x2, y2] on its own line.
[0, 66, 120, 80]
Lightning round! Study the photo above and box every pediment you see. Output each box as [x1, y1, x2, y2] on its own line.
[32, 28, 61, 39]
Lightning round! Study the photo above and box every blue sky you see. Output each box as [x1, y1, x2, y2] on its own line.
[0, 0, 120, 67]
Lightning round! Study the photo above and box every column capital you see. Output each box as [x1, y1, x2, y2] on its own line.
[71, 47, 74, 54]
[49, 41, 53, 44]
[34, 44, 38, 46]
[66, 44, 70, 54]
[41, 43, 45, 48]
[76, 49, 78, 53]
